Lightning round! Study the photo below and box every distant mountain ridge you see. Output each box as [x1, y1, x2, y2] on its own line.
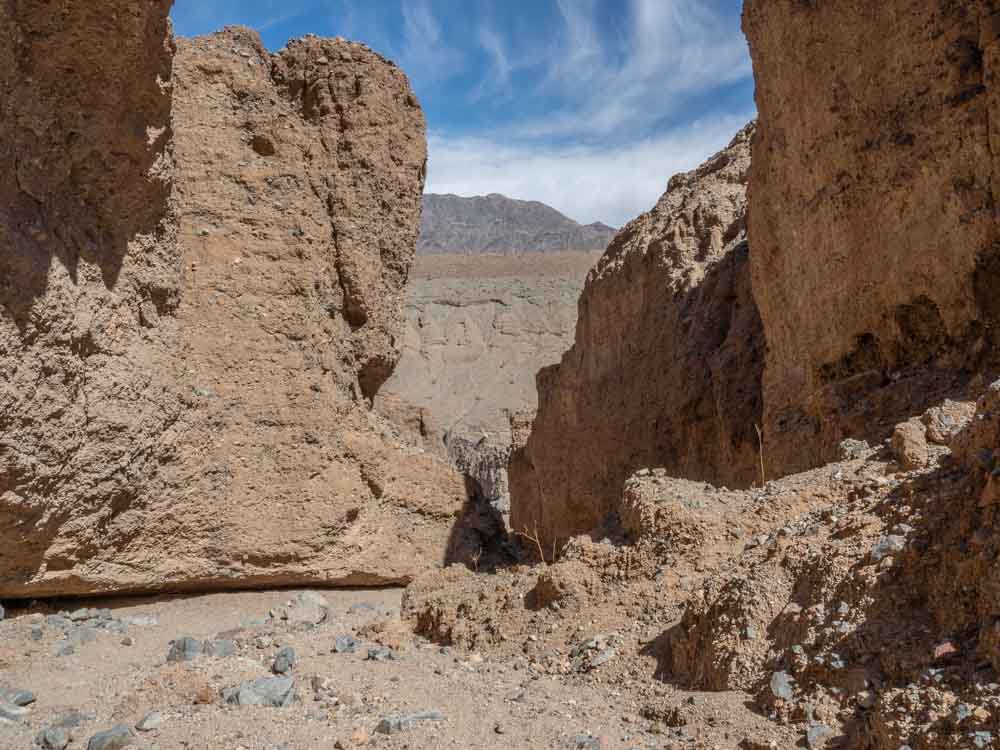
[418, 193, 616, 255]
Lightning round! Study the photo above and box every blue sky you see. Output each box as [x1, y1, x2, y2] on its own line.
[171, 0, 755, 227]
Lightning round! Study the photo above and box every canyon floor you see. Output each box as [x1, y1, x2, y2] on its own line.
[0, 578, 795, 750]
[5, 416, 986, 750]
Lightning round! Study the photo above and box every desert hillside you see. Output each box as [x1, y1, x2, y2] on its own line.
[418, 193, 616, 255]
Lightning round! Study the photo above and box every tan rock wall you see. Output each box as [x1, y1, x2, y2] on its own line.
[0, 7, 465, 598]
[508, 125, 763, 547]
[744, 0, 1000, 474]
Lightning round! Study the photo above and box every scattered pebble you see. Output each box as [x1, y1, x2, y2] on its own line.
[334, 635, 359, 654]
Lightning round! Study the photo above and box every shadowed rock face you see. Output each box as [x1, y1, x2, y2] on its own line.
[508, 125, 764, 548]
[0, 8, 465, 598]
[743, 0, 1000, 475]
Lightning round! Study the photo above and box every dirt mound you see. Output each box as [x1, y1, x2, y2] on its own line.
[508, 124, 763, 549]
[743, 0, 1000, 477]
[0, 10, 465, 597]
[402, 385, 1000, 748]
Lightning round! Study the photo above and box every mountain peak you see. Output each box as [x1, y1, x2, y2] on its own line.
[419, 193, 616, 255]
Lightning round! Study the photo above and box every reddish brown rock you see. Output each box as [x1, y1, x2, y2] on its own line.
[0, 9, 463, 597]
[743, 0, 1000, 475]
[890, 420, 930, 471]
[508, 125, 763, 548]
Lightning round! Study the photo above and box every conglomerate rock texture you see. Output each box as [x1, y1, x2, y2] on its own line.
[0, 8, 466, 598]
[743, 0, 1000, 476]
[508, 125, 763, 547]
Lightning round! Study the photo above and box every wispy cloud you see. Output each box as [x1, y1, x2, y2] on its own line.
[425, 112, 754, 227]
[398, 1, 465, 83]
[519, 0, 752, 139]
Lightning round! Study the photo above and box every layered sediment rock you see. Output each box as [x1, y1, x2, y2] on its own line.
[0, 8, 464, 597]
[743, 0, 1000, 475]
[509, 125, 763, 547]
[377, 253, 591, 516]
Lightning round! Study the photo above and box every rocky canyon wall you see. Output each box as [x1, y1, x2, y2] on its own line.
[744, 0, 1000, 475]
[509, 125, 764, 547]
[511, 1, 1000, 548]
[0, 5, 466, 598]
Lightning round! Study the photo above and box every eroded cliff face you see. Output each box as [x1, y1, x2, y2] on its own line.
[377, 253, 593, 518]
[744, 0, 1000, 475]
[508, 125, 763, 547]
[0, 8, 466, 598]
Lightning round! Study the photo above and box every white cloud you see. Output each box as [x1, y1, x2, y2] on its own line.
[516, 0, 752, 138]
[425, 113, 754, 227]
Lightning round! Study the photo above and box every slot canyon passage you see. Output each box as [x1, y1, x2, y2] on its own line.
[2, 1, 1000, 749]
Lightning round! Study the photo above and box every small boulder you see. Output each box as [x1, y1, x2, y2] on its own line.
[891, 419, 929, 470]
[87, 724, 135, 750]
[280, 592, 330, 627]
[36, 728, 70, 750]
[167, 636, 204, 663]
[272, 646, 296, 674]
[223, 676, 295, 708]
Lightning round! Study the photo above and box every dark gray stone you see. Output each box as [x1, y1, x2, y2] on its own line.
[11, 690, 36, 706]
[334, 635, 358, 654]
[87, 724, 135, 750]
[36, 728, 70, 750]
[223, 676, 295, 708]
[272, 646, 296, 675]
[166, 636, 204, 663]
[374, 711, 444, 734]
